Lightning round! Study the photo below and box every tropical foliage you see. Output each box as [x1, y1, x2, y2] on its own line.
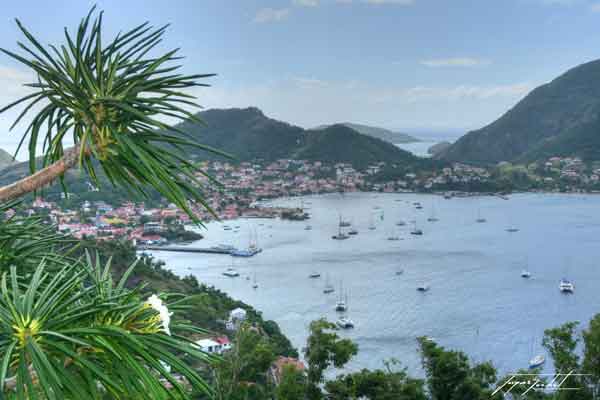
[0, 7, 222, 399]
[0, 6, 226, 218]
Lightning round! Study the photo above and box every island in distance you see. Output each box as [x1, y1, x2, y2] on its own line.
[313, 122, 420, 144]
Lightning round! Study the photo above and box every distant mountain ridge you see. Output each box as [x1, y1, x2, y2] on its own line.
[0, 107, 427, 188]
[314, 122, 420, 144]
[175, 107, 422, 169]
[438, 59, 600, 164]
[0, 149, 17, 170]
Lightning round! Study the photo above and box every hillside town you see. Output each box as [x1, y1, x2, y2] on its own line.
[12, 156, 600, 244]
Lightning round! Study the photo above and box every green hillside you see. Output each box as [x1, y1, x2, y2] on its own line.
[314, 122, 420, 144]
[439, 59, 600, 164]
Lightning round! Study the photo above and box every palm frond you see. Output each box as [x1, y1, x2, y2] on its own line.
[0, 7, 228, 223]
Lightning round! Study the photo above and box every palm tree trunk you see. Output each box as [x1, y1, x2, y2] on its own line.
[0, 145, 82, 202]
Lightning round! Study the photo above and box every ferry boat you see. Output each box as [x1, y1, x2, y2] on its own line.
[529, 354, 545, 369]
[559, 279, 574, 293]
[336, 317, 354, 329]
[521, 270, 531, 278]
[223, 267, 240, 278]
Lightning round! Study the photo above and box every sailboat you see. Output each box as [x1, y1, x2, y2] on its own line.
[368, 213, 376, 230]
[252, 271, 258, 289]
[231, 228, 263, 257]
[427, 204, 439, 222]
[335, 282, 348, 312]
[332, 217, 350, 240]
[323, 274, 335, 294]
[476, 209, 486, 223]
[529, 339, 545, 369]
[339, 214, 351, 228]
[387, 227, 400, 241]
[410, 221, 423, 235]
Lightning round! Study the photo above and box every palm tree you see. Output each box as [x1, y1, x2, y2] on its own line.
[0, 7, 225, 399]
[0, 6, 226, 220]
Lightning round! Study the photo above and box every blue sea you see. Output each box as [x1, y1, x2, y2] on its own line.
[147, 192, 600, 377]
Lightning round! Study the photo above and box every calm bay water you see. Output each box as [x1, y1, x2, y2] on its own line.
[147, 193, 600, 376]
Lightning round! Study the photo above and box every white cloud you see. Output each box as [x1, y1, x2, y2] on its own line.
[293, 0, 319, 7]
[253, 8, 291, 23]
[420, 57, 491, 68]
[193, 78, 536, 132]
[590, 2, 600, 11]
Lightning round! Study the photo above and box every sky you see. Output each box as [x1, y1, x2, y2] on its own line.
[1, 0, 600, 158]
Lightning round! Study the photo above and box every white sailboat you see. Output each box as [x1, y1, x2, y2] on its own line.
[323, 274, 335, 294]
[529, 339, 545, 369]
[335, 282, 348, 312]
[252, 270, 258, 289]
[410, 220, 423, 235]
[427, 204, 439, 222]
[476, 208, 486, 223]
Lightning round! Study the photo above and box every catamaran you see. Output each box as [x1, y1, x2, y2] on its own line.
[559, 278, 574, 293]
[223, 266, 240, 278]
[336, 317, 354, 329]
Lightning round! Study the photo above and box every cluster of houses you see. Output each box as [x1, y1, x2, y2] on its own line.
[193, 307, 305, 387]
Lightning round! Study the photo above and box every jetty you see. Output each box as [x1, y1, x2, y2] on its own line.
[137, 246, 232, 254]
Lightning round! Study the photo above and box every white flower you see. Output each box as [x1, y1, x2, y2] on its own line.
[146, 294, 173, 336]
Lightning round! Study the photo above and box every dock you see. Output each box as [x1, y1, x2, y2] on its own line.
[137, 246, 232, 254]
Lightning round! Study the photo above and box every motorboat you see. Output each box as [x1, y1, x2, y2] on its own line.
[559, 279, 574, 293]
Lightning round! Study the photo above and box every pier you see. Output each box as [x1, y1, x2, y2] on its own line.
[137, 246, 232, 254]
